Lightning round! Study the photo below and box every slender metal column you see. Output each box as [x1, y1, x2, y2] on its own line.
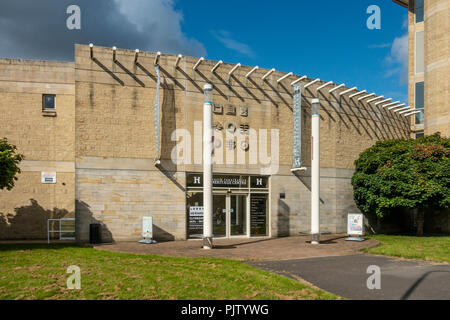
[311, 98, 320, 244]
[203, 84, 214, 249]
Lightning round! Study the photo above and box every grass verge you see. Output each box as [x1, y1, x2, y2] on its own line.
[0, 244, 340, 300]
[363, 234, 450, 263]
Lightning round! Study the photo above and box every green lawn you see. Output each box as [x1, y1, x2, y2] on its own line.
[0, 244, 339, 300]
[364, 234, 450, 263]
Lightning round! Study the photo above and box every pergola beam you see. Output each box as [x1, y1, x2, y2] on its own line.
[358, 93, 376, 101]
[89, 43, 94, 59]
[367, 96, 384, 103]
[399, 108, 416, 115]
[388, 103, 405, 110]
[174, 54, 183, 68]
[246, 66, 259, 78]
[277, 72, 293, 83]
[393, 106, 413, 113]
[375, 98, 392, 106]
[329, 83, 345, 93]
[211, 60, 223, 73]
[112, 46, 117, 61]
[262, 68, 275, 81]
[404, 110, 421, 117]
[304, 78, 320, 89]
[349, 90, 367, 99]
[339, 87, 357, 96]
[193, 57, 204, 71]
[316, 81, 333, 92]
[382, 101, 400, 108]
[291, 75, 307, 86]
[154, 51, 161, 65]
[228, 63, 241, 76]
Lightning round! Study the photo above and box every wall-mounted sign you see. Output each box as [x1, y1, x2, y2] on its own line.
[292, 84, 303, 169]
[250, 194, 267, 236]
[41, 172, 56, 184]
[187, 174, 268, 189]
[347, 213, 363, 236]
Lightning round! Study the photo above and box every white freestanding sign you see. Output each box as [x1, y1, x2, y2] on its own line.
[347, 213, 364, 236]
[139, 216, 156, 244]
[142, 216, 153, 238]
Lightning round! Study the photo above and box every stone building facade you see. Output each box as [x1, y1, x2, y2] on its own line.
[394, 0, 450, 137]
[0, 44, 412, 241]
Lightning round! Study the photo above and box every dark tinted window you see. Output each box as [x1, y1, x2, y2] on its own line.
[415, 82, 424, 125]
[415, 0, 424, 23]
[43, 94, 55, 109]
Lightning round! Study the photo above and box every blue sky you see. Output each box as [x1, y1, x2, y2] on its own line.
[0, 0, 409, 103]
[177, 0, 409, 103]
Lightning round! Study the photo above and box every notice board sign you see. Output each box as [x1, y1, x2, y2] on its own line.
[347, 213, 363, 236]
[41, 172, 56, 184]
[189, 206, 203, 232]
[142, 216, 153, 238]
[250, 194, 267, 236]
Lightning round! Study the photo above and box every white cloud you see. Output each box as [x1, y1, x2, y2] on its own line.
[212, 30, 255, 58]
[384, 15, 408, 85]
[0, 0, 206, 60]
[368, 43, 391, 49]
[113, 0, 206, 56]
[386, 33, 408, 84]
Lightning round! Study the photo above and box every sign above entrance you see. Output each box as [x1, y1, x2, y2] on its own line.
[187, 174, 268, 189]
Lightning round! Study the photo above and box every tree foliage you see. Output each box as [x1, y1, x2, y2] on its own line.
[351, 134, 450, 219]
[0, 138, 24, 190]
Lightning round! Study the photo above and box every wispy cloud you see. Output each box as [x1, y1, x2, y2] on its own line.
[212, 30, 255, 58]
[368, 43, 391, 49]
[383, 15, 408, 85]
[385, 33, 408, 84]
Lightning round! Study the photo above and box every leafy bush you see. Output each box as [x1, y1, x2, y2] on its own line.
[351, 133, 450, 235]
[0, 138, 24, 190]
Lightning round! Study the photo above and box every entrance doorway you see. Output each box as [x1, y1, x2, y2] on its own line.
[186, 173, 269, 239]
[213, 194, 247, 238]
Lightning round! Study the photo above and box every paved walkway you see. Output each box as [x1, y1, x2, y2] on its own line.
[248, 255, 450, 300]
[94, 234, 378, 261]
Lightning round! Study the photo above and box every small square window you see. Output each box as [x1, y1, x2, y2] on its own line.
[43, 94, 55, 110]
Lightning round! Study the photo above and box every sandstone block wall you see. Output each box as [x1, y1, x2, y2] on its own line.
[0, 59, 75, 239]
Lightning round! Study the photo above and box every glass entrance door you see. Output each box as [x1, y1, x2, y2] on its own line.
[230, 195, 247, 236]
[213, 195, 227, 237]
[213, 194, 248, 238]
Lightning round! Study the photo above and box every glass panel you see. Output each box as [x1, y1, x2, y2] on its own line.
[415, 31, 424, 74]
[187, 192, 203, 239]
[415, 82, 424, 109]
[43, 95, 55, 109]
[213, 194, 226, 237]
[250, 194, 268, 236]
[415, 109, 425, 125]
[415, 0, 424, 23]
[415, 82, 424, 125]
[415, 131, 424, 139]
[230, 195, 247, 236]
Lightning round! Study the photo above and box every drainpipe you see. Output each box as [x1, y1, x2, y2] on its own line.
[203, 84, 214, 249]
[311, 98, 320, 244]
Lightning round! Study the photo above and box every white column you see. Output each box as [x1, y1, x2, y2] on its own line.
[203, 84, 214, 249]
[311, 98, 320, 244]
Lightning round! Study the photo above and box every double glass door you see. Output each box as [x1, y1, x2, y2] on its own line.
[213, 194, 247, 237]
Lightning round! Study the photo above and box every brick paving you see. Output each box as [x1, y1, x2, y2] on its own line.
[94, 234, 379, 261]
